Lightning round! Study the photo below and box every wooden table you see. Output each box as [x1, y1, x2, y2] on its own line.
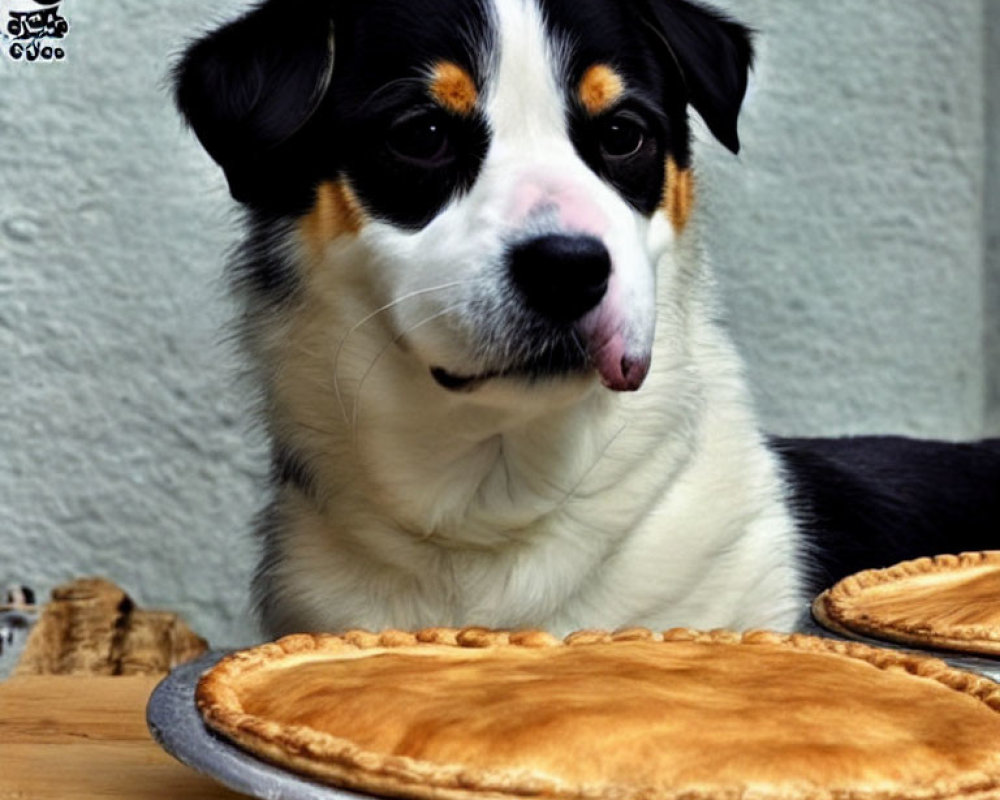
[0, 675, 244, 799]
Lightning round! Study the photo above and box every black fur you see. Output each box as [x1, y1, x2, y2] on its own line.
[636, 0, 754, 154]
[776, 436, 1000, 593]
[175, 0, 752, 222]
[327, 2, 494, 230]
[174, 0, 336, 211]
[249, 500, 288, 628]
[545, 0, 753, 209]
[227, 215, 301, 306]
[175, 0, 494, 225]
[271, 443, 319, 501]
[567, 96, 675, 214]
[540, 0, 689, 212]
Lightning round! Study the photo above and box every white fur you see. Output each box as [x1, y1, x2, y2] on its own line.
[252, 0, 805, 637]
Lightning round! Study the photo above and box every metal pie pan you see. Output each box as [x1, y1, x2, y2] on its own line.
[148, 616, 1000, 800]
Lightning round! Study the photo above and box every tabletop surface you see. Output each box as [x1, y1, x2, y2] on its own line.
[0, 674, 243, 800]
[4, 621, 999, 800]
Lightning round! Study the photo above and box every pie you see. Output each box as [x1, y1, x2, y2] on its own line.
[197, 626, 1000, 800]
[813, 551, 1000, 656]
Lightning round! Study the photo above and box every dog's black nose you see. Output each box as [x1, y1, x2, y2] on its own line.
[508, 234, 611, 324]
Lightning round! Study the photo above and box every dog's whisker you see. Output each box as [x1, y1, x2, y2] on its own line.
[350, 303, 466, 446]
[569, 329, 589, 362]
[333, 280, 469, 424]
[551, 421, 629, 513]
[291, 419, 343, 438]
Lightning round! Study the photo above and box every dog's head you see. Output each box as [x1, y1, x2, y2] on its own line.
[176, 0, 751, 400]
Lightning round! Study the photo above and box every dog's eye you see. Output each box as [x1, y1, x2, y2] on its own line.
[599, 113, 647, 159]
[386, 110, 453, 166]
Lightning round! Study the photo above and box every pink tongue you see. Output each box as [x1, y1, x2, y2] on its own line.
[591, 335, 650, 392]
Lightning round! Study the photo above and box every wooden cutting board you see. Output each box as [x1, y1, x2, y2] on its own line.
[0, 675, 242, 799]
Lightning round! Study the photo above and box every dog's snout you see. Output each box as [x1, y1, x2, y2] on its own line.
[508, 234, 611, 324]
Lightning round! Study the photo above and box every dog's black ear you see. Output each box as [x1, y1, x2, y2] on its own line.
[641, 0, 753, 153]
[174, 0, 335, 205]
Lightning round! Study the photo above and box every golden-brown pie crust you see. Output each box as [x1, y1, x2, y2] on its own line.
[197, 627, 1000, 800]
[814, 552, 1000, 656]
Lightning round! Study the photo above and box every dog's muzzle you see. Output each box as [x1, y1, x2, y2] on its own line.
[431, 233, 650, 394]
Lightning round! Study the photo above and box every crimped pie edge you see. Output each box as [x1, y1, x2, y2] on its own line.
[814, 551, 1000, 653]
[196, 626, 1000, 800]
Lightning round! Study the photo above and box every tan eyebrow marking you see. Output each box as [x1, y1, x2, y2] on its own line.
[429, 61, 479, 115]
[663, 157, 695, 234]
[300, 179, 365, 253]
[579, 64, 625, 115]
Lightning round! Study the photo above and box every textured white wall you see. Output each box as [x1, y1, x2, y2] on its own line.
[1, 0, 261, 647]
[1, 0, 996, 648]
[987, 1, 1000, 432]
[706, 0, 992, 437]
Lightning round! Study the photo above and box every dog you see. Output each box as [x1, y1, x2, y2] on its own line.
[175, 0, 999, 638]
